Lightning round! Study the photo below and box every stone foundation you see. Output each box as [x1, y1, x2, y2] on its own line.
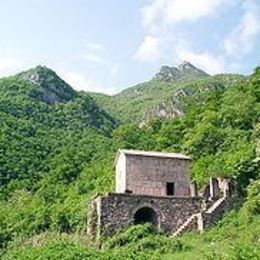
[87, 193, 202, 239]
[87, 177, 238, 240]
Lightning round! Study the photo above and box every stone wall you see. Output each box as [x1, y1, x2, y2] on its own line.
[88, 193, 201, 238]
[202, 197, 239, 230]
[124, 155, 191, 196]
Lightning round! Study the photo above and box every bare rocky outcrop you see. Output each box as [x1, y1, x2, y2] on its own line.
[154, 61, 209, 82]
[18, 66, 77, 104]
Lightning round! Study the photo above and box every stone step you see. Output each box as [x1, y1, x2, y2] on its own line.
[206, 197, 226, 214]
[172, 213, 199, 237]
[173, 198, 228, 236]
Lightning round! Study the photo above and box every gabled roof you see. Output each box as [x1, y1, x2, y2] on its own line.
[117, 149, 191, 161]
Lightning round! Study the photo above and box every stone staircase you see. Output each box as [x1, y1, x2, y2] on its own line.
[205, 197, 226, 214]
[172, 212, 203, 237]
[172, 196, 231, 237]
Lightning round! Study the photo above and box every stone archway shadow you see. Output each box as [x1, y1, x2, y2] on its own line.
[133, 207, 158, 226]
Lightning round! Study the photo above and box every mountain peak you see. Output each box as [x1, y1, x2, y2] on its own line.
[178, 61, 208, 76]
[178, 61, 196, 71]
[19, 65, 60, 83]
[154, 61, 209, 82]
[18, 65, 77, 104]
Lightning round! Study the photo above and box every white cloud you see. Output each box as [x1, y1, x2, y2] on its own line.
[85, 41, 104, 51]
[176, 48, 226, 74]
[223, 0, 260, 56]
[166, 0, 229, 23]
[81, 41, 106, 64]
[136, 0, 257, 74]
[136, 0, 236, 66]
[134, 35, 160, 61]
[141, 0, 232, 31]
[59, 70, 92, 91]
[141, 0, 167, 31]
[83, 53, 105, 64]
[108, 63, 120, 78]
[58, 69, 117, 95]
[68, 41, 120, 94]
[0, 54, 24, 77]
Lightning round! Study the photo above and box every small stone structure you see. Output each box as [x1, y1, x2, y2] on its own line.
[115, 149, 191, 196]
[88, 149, 237, 239]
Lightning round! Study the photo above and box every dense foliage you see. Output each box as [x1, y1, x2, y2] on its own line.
[2, 181, 260, 259]
[90, 73, 244, 124]
[0, 66, 259, 259]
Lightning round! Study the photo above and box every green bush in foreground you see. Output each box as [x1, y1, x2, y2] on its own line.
[2, 224, 187, 260]
[103, 223, 186, 254]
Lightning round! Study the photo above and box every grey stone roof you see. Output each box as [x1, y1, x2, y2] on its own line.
[119, 149, 191, 160]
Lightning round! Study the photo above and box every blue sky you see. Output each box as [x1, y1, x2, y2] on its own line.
[0, 0, 259, 94]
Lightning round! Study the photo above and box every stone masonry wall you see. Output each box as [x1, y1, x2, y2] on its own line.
[125, 155, 190, 196]
[90, 193, 201, 238]
[202, 197, 239, 230]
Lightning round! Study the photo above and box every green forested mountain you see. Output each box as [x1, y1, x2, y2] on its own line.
[0, 64, 259, 259]
[89, 62, 244, 124]
[0, 66, 117, 197]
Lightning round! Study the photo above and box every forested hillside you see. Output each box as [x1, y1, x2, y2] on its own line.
[89, 62, 244, 124]
[0, 65, 259, 259]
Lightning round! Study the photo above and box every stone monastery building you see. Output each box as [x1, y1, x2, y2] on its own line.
[88, 149, 236, 239]
[115, 150, 191, 197]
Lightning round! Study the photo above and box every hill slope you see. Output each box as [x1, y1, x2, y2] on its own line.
[89, 62, 244, 124]
[0, 66, 118, 197]
[17, 65, 77, 104]
[0, 64, 259, 259]
[0, 66, 117, 132]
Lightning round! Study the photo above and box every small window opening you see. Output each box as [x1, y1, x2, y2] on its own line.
[166, 182, 175, 196]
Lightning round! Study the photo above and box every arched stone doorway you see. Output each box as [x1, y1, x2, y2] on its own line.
[133, 207, 158, 226]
